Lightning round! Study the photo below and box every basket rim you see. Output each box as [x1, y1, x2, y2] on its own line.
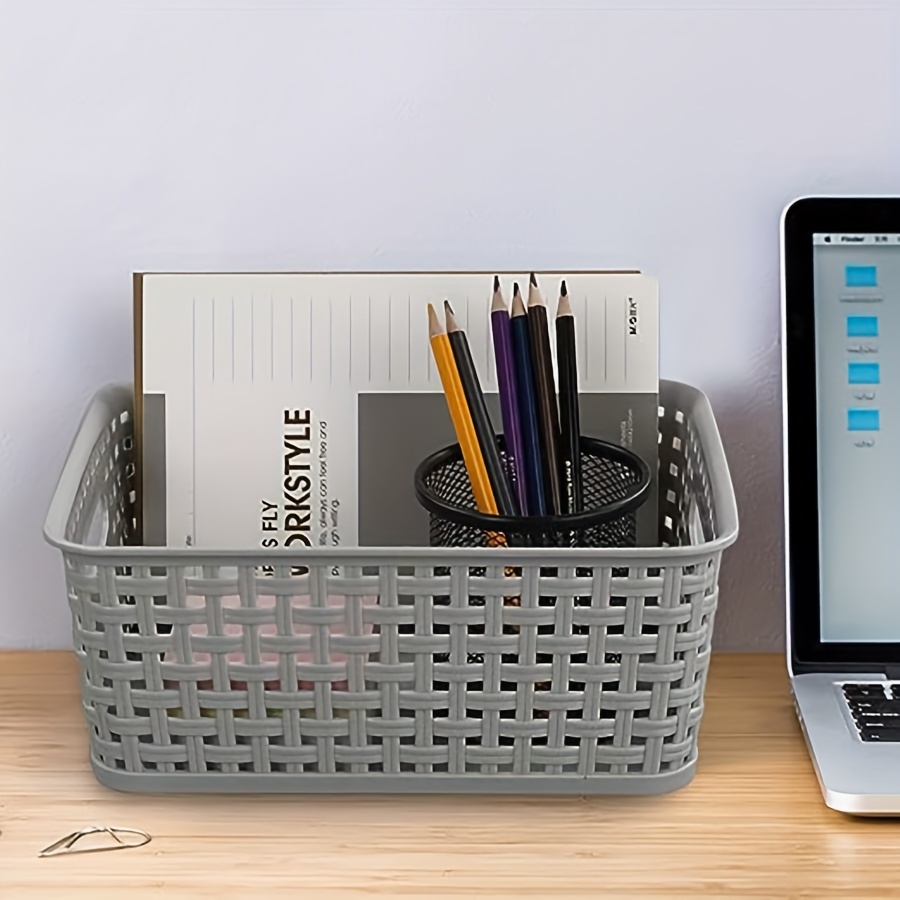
[43, 380, 739, 564]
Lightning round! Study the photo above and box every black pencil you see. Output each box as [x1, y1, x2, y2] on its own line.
[556, 280, 583, 513]
[526, 273, 563, 516]
[444, 301, 517, 517]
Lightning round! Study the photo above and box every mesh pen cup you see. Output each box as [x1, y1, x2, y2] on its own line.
[414, 437, 651, 548]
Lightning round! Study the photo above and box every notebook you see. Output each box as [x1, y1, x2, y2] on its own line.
[134, 271, 659, 550]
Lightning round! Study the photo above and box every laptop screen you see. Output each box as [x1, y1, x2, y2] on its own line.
[814, 233, 900, 641]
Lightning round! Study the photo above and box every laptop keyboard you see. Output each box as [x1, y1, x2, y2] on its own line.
[842, 683, 900, 742]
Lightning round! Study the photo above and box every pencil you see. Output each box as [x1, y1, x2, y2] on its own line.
[510, 284, 546, 517]
[556, 280, 583, 513]
[526, 272, 563, 515]
[427, 303, 498, 516]
[490, 276, 528, 515]
[444, 301, 517, 517]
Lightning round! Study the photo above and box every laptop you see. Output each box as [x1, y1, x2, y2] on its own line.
[781, 195, 900, 815]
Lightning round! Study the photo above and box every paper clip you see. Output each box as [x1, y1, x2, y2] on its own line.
[39, 826, 151, 858]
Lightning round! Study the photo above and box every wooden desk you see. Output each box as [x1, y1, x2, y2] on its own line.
[2, 652, 898, 898]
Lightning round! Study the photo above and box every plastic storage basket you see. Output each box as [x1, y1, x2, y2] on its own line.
[44, 380, 737, 795]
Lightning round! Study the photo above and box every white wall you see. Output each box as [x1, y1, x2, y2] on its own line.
[1, 0, 897, 649]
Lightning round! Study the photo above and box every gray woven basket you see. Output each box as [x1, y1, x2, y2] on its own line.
[44, 380, 737, 794]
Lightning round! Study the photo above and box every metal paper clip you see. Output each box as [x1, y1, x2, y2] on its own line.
[39, 826, 151, 858]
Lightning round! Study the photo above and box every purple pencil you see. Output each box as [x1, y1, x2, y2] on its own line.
[490, 276, 528, 515]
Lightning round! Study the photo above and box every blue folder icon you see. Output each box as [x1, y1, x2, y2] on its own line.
[846, 265, 877, 288]
[847, 316, 878, 337]
[848, 409, 880, 431]
[849, 363, 880, 384]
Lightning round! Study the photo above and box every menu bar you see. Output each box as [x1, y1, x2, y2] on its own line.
[815, 233, 900, 246]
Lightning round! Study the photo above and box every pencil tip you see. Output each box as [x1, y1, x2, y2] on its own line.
[561, 279, 567, 297]
[443, 301, 460, 332]
[527, 273, 544, 307]
[491, 280, 507, 313]
[511, 290, 526, 316]
[427, 303, 442, 337]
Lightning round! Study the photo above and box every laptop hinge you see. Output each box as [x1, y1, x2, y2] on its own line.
[884, 666, 900, 681]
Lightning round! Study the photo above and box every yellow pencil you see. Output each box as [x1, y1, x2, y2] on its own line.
[428, 303, 498, 516]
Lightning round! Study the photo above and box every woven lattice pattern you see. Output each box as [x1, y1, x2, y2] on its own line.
[53, 383, 733, 790]
[68, 560, 717, 777]
[658, 403, 716, 547]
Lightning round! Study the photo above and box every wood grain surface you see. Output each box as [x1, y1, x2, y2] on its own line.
[1, 652, 898, 899]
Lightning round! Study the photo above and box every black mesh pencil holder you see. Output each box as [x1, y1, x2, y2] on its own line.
[414, 437, 651, 548]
